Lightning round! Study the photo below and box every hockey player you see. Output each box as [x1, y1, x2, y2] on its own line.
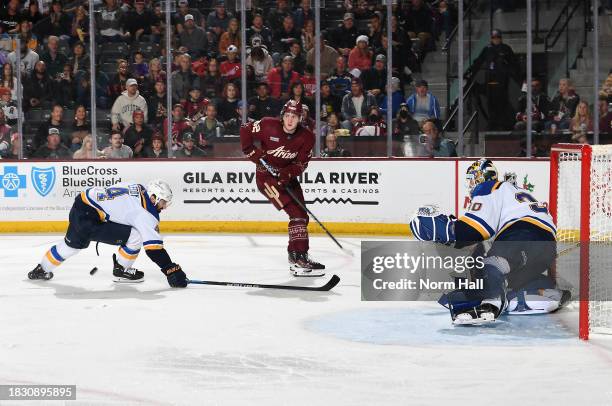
[240, 99, 325, 276]
[410, 159, 567, 325]
[28, 180, 188, 288]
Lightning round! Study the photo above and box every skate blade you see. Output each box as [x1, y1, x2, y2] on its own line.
[113, 277, 145, 284]
[453, 312, 495, 326]
[290, 268, 326, 277]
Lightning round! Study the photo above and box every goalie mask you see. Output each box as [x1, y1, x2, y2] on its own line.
[466, 158, 498, 194]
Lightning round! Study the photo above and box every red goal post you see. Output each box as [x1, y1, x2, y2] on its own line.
[549, 143, 612, 340]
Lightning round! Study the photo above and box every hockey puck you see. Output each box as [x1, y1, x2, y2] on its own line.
[90, 267, 98, 275]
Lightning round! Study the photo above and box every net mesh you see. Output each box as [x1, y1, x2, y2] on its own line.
[555, 146, 612, 335]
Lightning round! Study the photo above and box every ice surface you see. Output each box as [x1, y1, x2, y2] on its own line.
[1, 234, 612, 406]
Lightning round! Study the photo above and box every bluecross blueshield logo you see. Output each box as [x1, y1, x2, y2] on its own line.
[31, 167, 56, 197]
[0, 166, 27, 197]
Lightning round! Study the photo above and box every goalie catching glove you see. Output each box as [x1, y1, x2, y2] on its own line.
[409, 205, 456, 244]
[162, 263, 188, 288]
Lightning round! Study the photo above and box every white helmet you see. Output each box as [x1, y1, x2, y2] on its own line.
[147, 179, 173, 206]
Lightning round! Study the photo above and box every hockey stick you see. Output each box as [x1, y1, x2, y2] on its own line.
[187, 274, 340, 291]
[260, 159, 353, 256]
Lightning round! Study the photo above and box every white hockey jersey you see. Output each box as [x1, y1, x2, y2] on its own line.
[80, 183, 163, 251]
[459, 180, 556, 241]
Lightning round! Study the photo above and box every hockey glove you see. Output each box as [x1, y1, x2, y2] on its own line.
[162, 263, 188, 288]
[276, 168, 293, 188]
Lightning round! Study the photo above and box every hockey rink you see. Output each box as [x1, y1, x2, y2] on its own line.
[2, 234, 612, 406]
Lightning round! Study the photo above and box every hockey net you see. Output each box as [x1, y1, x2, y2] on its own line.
[550, 144, 612, 340]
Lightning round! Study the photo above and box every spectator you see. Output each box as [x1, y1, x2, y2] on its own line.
[362, 54, 387, 104]
[368, 12, 384, 50]
[219, 18, 241, 57]
[35, 104, 67, 151]
[111, 78, 148, 131]
[108, 59, 131, 101]
[124, 0, 160, 43]
[320, 133, 351, 157]
[70, 104, 89, 149]
[0, 109, 11, 158]
[570, 101, 594, 135]
[67, 41, 89, 79]
[387, 16, 418, 78]
[348, 35, 372, 72]
[5, 133, 20, 159]
[267, 0, 292, 32]
[514, 78, 550, 132]
[306, 38, 339, 79]
[248, 82, 281, 120]
[44, 0, 71, 40]
[176, 131, 206, 158]
[246, 14, 273, 50]
[162, 104, 192, 148]
[14, 19, 38, 51]
[194, 104, 224, 149]
[178, 14, 208, 58]
[33, 127, 71, 159]
[22, 1, 44, 28]
[0, 87, 19, 126]
[405, 0, 434, 52]
[131, 51, 149, 84]
[70, 5, 89, 44]
[352, 0, 375, 20]
[470, 29, 518, 130]
[288, 41, 306, 75]
[301, 18, 315, 53]
[24, 60, 53, 110]
[122, 109, 152, 157]
[320, 80, 342, 120]
[600, 102, 612, 135]
[73, 135, 104, 159]
[354, 105, 387, 136]
[7, 40, 39, 77]
[144, 133, 166, 158]
[207, 2, 231, 40]
[435, 1, 457, 40]
[103, 131, 134, 158]
[141, 57, 165, 98]
[301, 64, 317, 97]
[220, 45, 242, 82]
[199, 58, 223, 100]
[52, 63, 76, 108]
[405, 79, 441, 122]
[421, 118, 457, 157]
[267, 55, 301, 100]
[273, 15, 300, 55]
[288, 81, 313, 116]
[182, 87, 209, 121]
[341, 77, 377, 130]
[147, 80, 168, 127]
[320, 111, 342, 137]
[380, 77, 404, 118]
[246, 46, 274, 83]
[547, 78, 580, 131]
[0, 0, 21, 33]
[332, 13, 359, 58]
[171, 53, 199, 104]
[293, 0, 314, 32]
[96, 0, 128, 43]
[174, 0, 204, 34]
[217, 82, 240, 127]
[393, 102, 421, 136]
[41, 35, 68, 80]
[1, 62, 20, 101]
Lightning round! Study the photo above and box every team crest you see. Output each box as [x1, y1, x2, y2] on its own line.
[31, 167, 56, 197]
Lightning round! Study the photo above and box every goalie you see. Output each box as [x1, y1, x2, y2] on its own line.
[410, 159, 568, 325]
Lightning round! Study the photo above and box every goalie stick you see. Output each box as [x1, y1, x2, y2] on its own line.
[187, 274, 340, 291]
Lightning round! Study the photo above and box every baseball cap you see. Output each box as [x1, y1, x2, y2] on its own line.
[48, 127, 60, 135]
[178, 0, 189, 6]
[183, 131, 195, 141]
[415, 79, 429, 87]
[343, 13, 354, 21]
[227, 45, 238, 53]
[356, 35, 369, 45]
[351, 77, 362, 86]
[491, 29, 502, 38]
[126, 78, 138, 86]
[184, 14, 194, 21]
[375, 54, 386, 62]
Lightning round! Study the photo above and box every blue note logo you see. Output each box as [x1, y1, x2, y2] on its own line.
[31, 167, 56, 197]
[0, 166, 27, 197]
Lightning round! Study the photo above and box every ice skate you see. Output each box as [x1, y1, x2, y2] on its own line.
[28, 264, 53, 280]
[288, 251, 325, 277]
[112, 254, 144, 283]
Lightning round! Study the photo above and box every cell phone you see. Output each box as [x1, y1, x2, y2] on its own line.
[419, 134, 428, 144]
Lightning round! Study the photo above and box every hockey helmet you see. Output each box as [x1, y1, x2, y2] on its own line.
[281, 99, 303, 119]
[147, 179, 173, 207]
[466, 158, 498, 193]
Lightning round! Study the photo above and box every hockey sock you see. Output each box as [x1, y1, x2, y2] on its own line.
[288, 218, 309, 252]
[40, 241, 80, 272]
[116, 228, 142, 269]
